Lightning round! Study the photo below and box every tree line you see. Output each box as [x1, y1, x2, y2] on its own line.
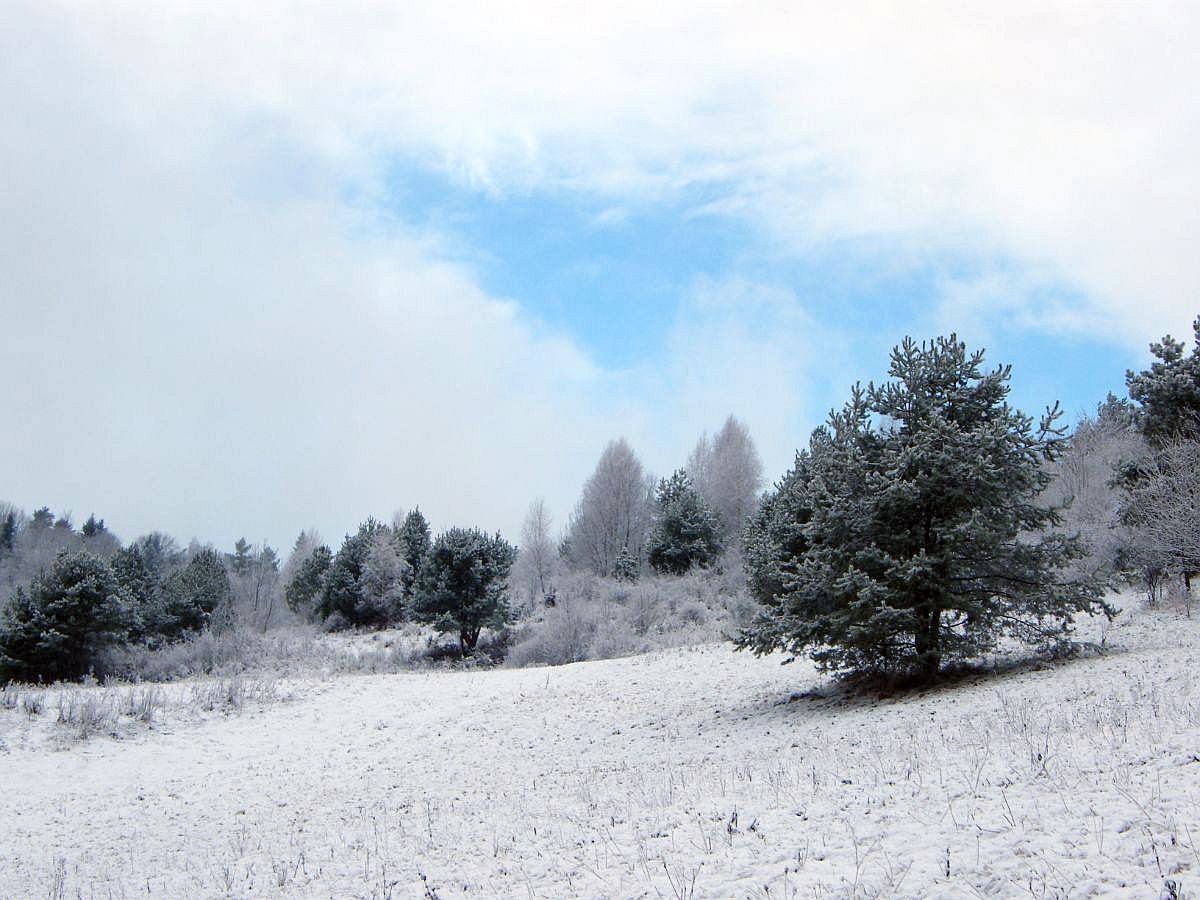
[3, 314, 1199, 685]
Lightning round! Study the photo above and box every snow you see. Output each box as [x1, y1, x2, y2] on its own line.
[2, 594, 1199, 898]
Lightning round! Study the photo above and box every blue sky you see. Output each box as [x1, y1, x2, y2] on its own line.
[388, 165, 1139, 426]
[1, 3, 1195, 549]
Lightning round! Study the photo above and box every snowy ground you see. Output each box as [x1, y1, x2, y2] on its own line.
[2, 593, 1199, 898]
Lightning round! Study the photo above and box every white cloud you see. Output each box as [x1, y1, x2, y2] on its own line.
[3, 2, 1198, 544]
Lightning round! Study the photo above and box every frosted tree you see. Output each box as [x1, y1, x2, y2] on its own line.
[1119, 440, 1200, 603]
[740, 335, 1107, 678]
[397, 508, 431, 599]
[647, 470, 722, 575]
[514, 498, 556, 609]
[284, 541, 332, 620]
[564, 438, 654, 577]
[687, 415, 763, 546]
[1041, 396, 1146, 579]
[1126, 314, 1200, 446]
[0, 550, 131, 682]
[318, 519, 406, 629]
[412, 527, 516, 655]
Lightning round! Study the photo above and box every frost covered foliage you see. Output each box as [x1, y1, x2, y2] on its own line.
[562, 438, 654, 577]
[1119, 314, 1200, 602]
[0, 505, 120, 610]
[1041, 396, 1146, 580]
[507, 567, 754, 667]
[316, 519, 409, 630]
[411, 527, 516, 655]
[0, 551, 130, 683]
[647, 470, 722, 575]
[1119, 440, 1200, 603]
[1125, 314, 1200, 447]
[686, 414, 764, 544]
[104, 624, 427, 681]
[740, 335, 1109, 678]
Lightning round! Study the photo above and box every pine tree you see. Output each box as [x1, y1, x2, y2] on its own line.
[1126, 315, 1200, 446]
[0, 551, 131, 682]
[111, 544, 157, 643]
[612, 545, 640, 582]
[0, 510, 16, 558]
[647, 470, 722, 575]
[397, 508, 431, 599]
[29, 507, 54, 531]
[230, 537, 254, 575]
[160, 548, 235, 638]
[317, 519, 403, 628]
[412, 527, 516, 654]
[740, 335, 1108, 677]
[285, 544, 332, 618]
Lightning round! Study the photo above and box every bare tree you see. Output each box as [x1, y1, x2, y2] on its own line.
[1120, 439, 1200, 611]
[1043, 397, 1146, 579]
[514, 498, 556, 610]
[564, 438, 654, 577]
[687, 415, 763, 545]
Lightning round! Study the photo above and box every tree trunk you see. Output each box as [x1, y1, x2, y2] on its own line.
[459, 626, 481, 656]
[913, 607, 942, 677]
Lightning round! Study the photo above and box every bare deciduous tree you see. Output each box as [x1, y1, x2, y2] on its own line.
[564, 439, 654, 577]
[514, 498, 556, 610]
[687, 415, 763, 545]
[1120, 439, 1200, 610]
[1042, 397, 1146, 578]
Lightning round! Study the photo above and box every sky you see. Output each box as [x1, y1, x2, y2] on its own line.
[2, 2, 1199, 552]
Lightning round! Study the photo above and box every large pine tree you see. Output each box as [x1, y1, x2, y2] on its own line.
[740, 335, 1108, 677]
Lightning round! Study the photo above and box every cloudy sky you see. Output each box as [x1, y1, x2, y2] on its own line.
[3, 2, 1198, 550]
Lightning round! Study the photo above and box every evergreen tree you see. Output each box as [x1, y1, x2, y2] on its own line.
[230, 537, 254, 575]
[647, 470, 722, 575]
[397, 508, 431, 598]
[111, 543, 158, 643]
[0, 510, 16, 558]
[285, 544, 332, 618]
[159, 548, 235, 638]
[317, 519, 403, 628]
[412, 527, 516, 654]
[0, 551, 130, 682]
[739, 335, 1108, 677]
[1126, 315, 1200, 446]
[612, 545, 640, 582]
[29, 507, 54, 531]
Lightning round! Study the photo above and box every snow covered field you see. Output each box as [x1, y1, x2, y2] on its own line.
[2, 593, 1199, 898]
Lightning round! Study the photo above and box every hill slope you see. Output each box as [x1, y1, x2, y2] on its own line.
[2, 595, 1198, 898]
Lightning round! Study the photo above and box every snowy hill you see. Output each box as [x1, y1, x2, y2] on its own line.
[2, 593, 1198, 898]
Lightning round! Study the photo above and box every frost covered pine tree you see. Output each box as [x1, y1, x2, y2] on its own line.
[1125, 314, 1200, 446]
[739, 335, 1109, 678]
[397, 508, 431, 600]
[0, 550, 130, 682]
[647, 470, 722, 575]
[412, 527, 516, 655]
